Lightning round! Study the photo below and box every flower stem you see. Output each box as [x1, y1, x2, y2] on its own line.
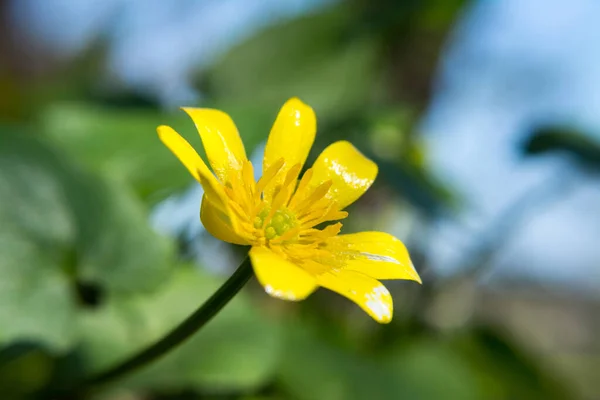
[85, 256, 253, 388]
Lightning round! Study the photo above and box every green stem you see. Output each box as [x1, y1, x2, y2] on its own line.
[85, 256, 253, 388]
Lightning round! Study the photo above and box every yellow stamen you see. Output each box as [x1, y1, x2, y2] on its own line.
[288, 168, 314, 209]
[256, 158, 285, 197]
[292, 180, 333, 215]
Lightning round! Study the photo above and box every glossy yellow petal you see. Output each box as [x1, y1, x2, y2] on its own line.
[196, 168, 248, 239]
[249, 247, 318, 301]
[157, 125, 212, 182]
[327, 232, 421, 283]
[317, 270, 393, 323]
[310, 141, 377, 210]
[159, 124, 243, 241]
[263, 97, 316, 175]
[200, 196, 248, 245]
[181, 107, 247, 182]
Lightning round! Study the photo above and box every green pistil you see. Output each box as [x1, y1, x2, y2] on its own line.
[265, 227, 277, 240]
[263, 209, 295, 239]
[253, 207, 271, 229]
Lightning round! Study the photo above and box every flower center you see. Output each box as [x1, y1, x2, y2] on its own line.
[255, 208, 297, 240]
[221, 159, 347, 247]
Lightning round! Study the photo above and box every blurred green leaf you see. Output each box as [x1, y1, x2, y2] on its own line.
[373, 154, 453, 218]
[79, 266, 281, 393]
[73, 175, 173, 294]
[41, 103, 193, 202]
[523, 126, 600, 171]
[0, 344, 55, 399]
[382, 339, 482, 400]
[279, 322, 573, 400]
[0, 131, 80, 351]
[0, 130, 172, 351]
[553, 353, 600, 400]
[278, 323, 402, 400]
[456, 327, 572, 400]
[314, 110, 457, 219]
[366, 108, 457, 217]
[207, 7, 380, 119]
[41, 102, 269, 203]
[278, 323, 481, 400]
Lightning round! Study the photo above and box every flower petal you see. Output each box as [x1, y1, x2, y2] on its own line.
[181, 107, 247, 182]
[327, 232, 421, 283]
[317, 270, 393, 323]
[159, 124, 243, 242]
[157, 125, 212, 182]
[263, 97, 316, 174]
[200, 196, 248, 245]
[158, 125, 230, 210]
[249, 247, 318, 301]
[310, 141, 377, 210]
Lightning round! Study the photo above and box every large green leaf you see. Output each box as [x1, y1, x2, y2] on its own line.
[79, 266, 281, 393]
[72, 175, 173, 294]
[40, 103, 194, 202]
[41, 102, 270, 203]
[0, 130, 172, 350]
[206, 7, 379, 120]
[0, 131, 80, 351]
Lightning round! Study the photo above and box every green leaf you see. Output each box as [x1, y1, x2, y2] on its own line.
[206, 7, 379, 119]
[279, 322, 570, 400]
[40, 103, 194, 202]
[278, 322, 484, 400]
[372, 154, 454, 219]
[0, 130, 172, 350]
[72, 175, 173, 294]
[41, 102, 269, 203]
[79, 266, 281, 392]
[0, 131, 79, 351]
[456, 327, 572, 400]
[523, 126, 600, 171]
[0, 344, 55, 399]
[381, 339, 483, 400]
[277, 323, 401, 400]
[381, 331, 572, 400]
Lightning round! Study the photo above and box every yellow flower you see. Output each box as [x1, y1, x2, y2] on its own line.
[157, 98, 421, 323]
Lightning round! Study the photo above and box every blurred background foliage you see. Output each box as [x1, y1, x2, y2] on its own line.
[0, 0, 599, 399]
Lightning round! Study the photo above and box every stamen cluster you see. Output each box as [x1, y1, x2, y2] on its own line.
[221, 158, 347, 252]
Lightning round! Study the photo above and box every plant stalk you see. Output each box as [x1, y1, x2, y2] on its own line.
[84, 256, 253, 388]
